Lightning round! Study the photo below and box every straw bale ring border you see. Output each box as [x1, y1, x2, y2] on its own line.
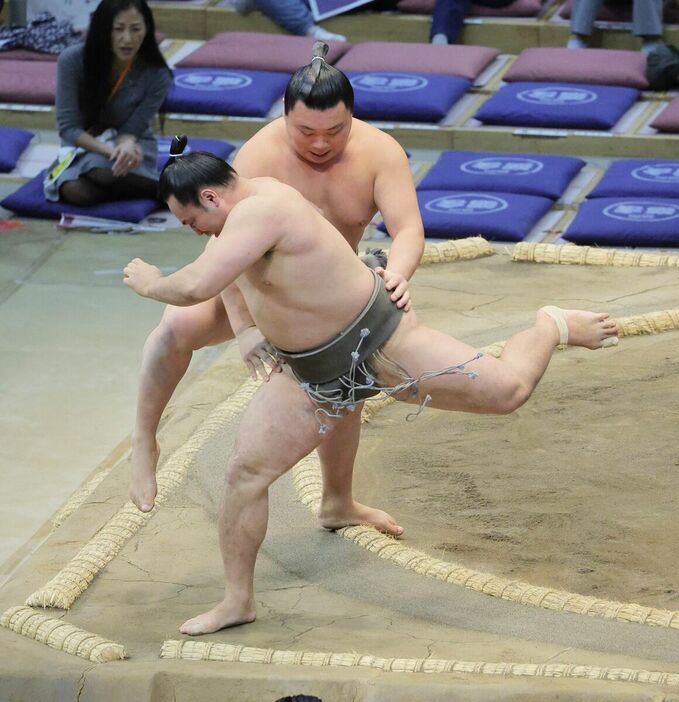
[159, 639, 679, 688]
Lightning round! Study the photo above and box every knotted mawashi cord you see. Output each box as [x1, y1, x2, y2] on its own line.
[299, 326, 482, 432]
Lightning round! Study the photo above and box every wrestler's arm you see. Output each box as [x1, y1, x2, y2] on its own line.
[372, 137, 425, 309]
[124, 200, 279, 305]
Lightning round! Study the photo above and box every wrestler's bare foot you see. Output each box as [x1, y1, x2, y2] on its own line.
[318, 500, 404, 536]
[179, 598, 256, 636]
[538, 307, 619, 350]
[129, 434, 159, 512]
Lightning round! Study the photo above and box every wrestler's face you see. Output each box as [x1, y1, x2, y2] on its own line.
[285, 101, 352, 166]
[167, 194, 226, 237]
[111, 6, 146, 65]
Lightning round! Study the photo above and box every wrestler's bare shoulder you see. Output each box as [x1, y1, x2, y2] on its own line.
[346, 119, 408, 169]
[233, 120, 287, 174]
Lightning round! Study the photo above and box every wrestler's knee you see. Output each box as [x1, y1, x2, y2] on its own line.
[493, 377, 532, 415]
[224, 452, 272, 494]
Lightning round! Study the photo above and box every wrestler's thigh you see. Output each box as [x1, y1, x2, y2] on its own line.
[380, 322, 512, 413]
[161, 295, 233, 349]
[232, 373, 335, 481]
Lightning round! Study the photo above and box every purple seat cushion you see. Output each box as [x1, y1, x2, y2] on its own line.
[396, 0, 542, 15]
[0, 60, 57, 104]
[418, 150, 585, 199]
[164, 68, 289, 117]
[177, 32, 350, 72]
[0, 127, 34, 173]
[336, 42, 499, 80]
[503, 47, 649, 89]
[650, 98, 679, 134]
[379, 190, 553, 242]
[156, 135, 236, 171]
[1, 171, 159, 223]
[348, 71, 470, 122]
[474, 82, 639, 130]
[564, 197, 679, 247]
[588, 160, 679, 199]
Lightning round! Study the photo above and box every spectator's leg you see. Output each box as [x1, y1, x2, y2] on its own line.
[632, 0, 663, 50]
[59, 177, 108, 206]
[431, 0, 472, 43]
[568, 0, 604, 46]
[253, 0, 346, 41]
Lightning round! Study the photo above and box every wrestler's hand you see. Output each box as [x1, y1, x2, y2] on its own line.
[111, 140, 142, 177]
[123, 258, 162, 297]
[375, 267, 411, 312]
[237, 325, 282, 382]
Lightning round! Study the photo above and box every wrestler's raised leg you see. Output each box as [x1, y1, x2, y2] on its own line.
[179, 371, 339, 635]
[130, 298, 233, 512]
[317, 408, 403, 536]
[379, 307, 619, 414]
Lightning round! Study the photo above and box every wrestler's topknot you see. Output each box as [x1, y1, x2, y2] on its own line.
[159, 147, 236, 207]
[284, 41, 354, 114]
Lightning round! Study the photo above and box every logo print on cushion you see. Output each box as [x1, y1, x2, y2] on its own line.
[175, 71, 253, 91]
[425, 194, 508, 215]
[631, 164, 679, 184]
[351, 73, 428, 93]
[603, 201, 679, 222]
[517, 87, 597, 106]
[461, 157, 544, 176]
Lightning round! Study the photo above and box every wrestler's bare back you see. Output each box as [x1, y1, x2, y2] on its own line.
[206, 177, 376, 352]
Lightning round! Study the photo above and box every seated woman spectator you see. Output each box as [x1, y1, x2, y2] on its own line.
[44, 0, 171, 206]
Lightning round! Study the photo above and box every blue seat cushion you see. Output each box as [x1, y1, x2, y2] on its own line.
[346, 71, 471, 123]
[156, 136, 236, 171]
[418, 150, 585, 199]
[0, 127, 34, 173]
[474, 82, 639, 130]
[1, 171, 159, 223]
[564, 197, 679, 247]
[164, 68, 290, 117]
[588, 160, 679, 200]
[379, 190, 553, 242]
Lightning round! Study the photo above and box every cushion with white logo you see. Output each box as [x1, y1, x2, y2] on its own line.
[502, 48, 649, 89]
[155, 136, 236, 171]
[378, 190, 553, 242]
[1, 170, 159, 222]
[474, 82, 639, 130]
[650, 97, 679, 134]
[347, 71, 470, 122]
[0, 127, 34, 173]
[164, 68, 289, 117]
[418, 150, 585, 199]
[588, 160, 679, 199]
[564, 197, 679, 247]
[336, 42, 499, 81]
[176, 32, 350, 72]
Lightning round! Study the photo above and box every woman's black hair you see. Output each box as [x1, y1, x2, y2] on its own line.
[284, 41, 354, 114]
[81, 0, 169, 130]
[159, 137, 236, 207]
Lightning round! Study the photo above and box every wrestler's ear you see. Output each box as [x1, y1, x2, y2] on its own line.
[199, 188, 219, 209]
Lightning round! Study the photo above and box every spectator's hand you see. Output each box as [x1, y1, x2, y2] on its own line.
[237, 325, 282, 381]
[111, 140, 142, 177]
[375, 267, 411, 312]
[123, 258, 162, 297]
